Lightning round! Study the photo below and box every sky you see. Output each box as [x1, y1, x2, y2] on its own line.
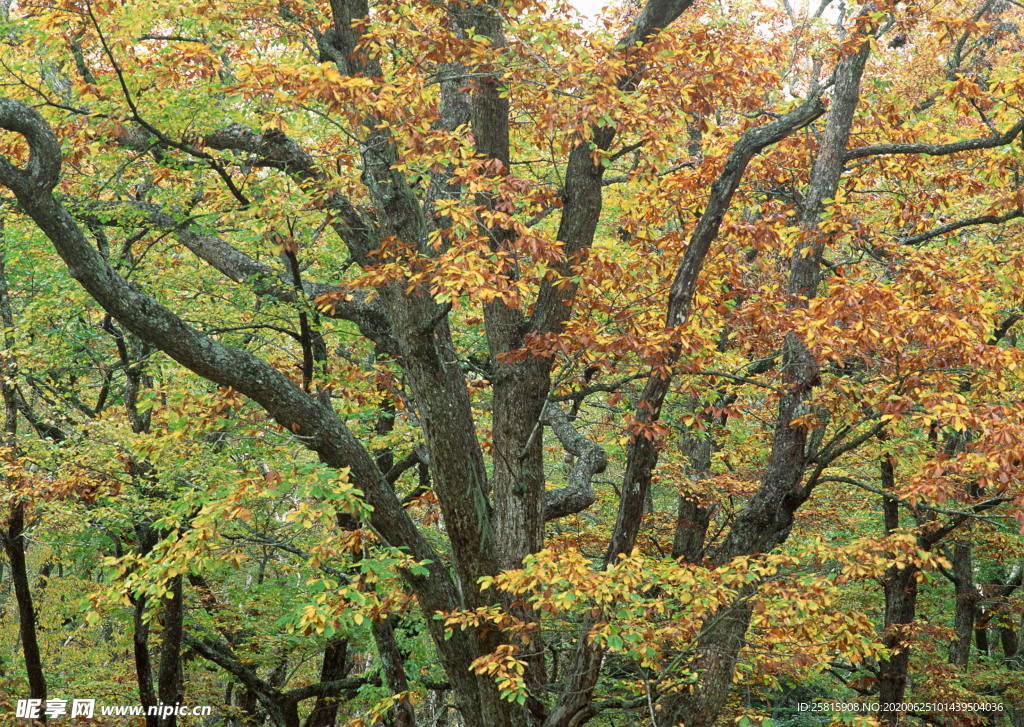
[568, 0, 608, 18]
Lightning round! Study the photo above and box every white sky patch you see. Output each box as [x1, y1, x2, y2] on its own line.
[569, 0, 610, 19]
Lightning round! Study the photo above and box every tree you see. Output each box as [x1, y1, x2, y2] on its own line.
[1, 0, 1024, 724]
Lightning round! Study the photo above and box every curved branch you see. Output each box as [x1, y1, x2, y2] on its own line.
[990, 313, 1021, 345]
[0, 98, 61, 195]
[113, 116, 379, 265]
[283, 677, 380, 703]
[543, 402, 607, 521]
[204, 124, 318, 177]
[181, 633, 286, 713]
[816, 475, 1008, 524]
[546, 372, 647, 403]
[195, 613, 369, 722]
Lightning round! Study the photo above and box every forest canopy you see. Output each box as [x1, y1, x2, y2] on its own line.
[1, 0, 1024, 724]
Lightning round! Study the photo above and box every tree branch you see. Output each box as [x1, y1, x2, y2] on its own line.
[543, 402, 607, 521]
[77, 199, 399, 356]
[845, 118, 1024, 161]
[900, 208, 1024, 247]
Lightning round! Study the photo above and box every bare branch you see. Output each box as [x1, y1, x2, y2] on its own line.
[845, 118, 1024, 161]
[816, 475, 1009, 523]
[543, 402, 607, 521]
[900, 208, 1024, 247]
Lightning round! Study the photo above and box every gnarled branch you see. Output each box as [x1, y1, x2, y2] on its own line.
[543, 402, 607, 521]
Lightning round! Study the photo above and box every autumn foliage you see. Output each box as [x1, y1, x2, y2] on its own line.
[1, 0, 1024, 725]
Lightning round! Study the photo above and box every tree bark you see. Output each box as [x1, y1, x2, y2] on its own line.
[304, 639, 350, 727]
[878, 438, 916, 724]
[948, 539, 975, 667]
[156, 575, 185, 726]
[671, 419, 713, 562]
[879, 564, 919, 724]
[373, 617, 417, 727]
[134, 593, 159, 725]
[655, 596, 755, 727]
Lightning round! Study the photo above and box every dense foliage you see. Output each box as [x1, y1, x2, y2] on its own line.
[1, 0, 1024, 724]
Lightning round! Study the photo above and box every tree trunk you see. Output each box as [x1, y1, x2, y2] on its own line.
[1001, 626, 1019, 666]
[1, 503, 47, 714]
[655, 597, 755, 727]
[976, 616, 991, 659]
[671, 495, 712, 563]
[134, 593, 159, 727]
[878, 440, 918, 724]
[949, 539, 975, 667]
[373, 616, 417, 727]
[879, 563, 919, 725]
[157, 575, 185, 727]
[304, 639, 349, 727]
[671, 418, 713, 563]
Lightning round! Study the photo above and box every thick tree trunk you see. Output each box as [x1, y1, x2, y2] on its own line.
[1001, 626, 1019, 665]
[949, 539, 975, 666]
[239, 687, 260, 726]
[671, 496, 712, 563]
[878, 438, 920, 723]
[157, 575, 185, 727]
[304, 639, 349, 727]
[879, 563, 919, 724]
[488, 356, 549, 715]
[134, 594, 160, 727]
[655, 597, 755, 727]
[130, 520, 183, 727]
[976, 616, 991, 659]
[671, 418, 713, 562]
